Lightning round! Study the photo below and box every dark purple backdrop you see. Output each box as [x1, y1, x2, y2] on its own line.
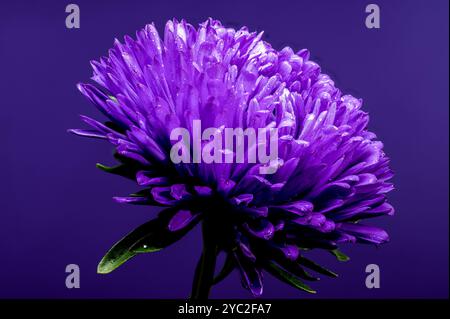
[0, 0, 448, 299]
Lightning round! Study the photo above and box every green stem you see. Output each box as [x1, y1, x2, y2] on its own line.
[190, 219, 217, 300]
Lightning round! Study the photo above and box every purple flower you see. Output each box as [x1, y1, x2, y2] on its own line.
[70, 18, 394, 298]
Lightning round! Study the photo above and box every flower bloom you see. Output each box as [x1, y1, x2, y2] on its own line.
[70, 18, 394, 297]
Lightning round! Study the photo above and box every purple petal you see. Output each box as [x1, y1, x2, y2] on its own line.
[244, 219, 275, 240]
[136, 171, 169, 186]
[151, 187, 176, 205]
[234, 252, 264, 297]
[336, 223, 389, 244]
[68, 128, 107, 139]
[168, 210, 198, 231]
[194, 186, 213, 197]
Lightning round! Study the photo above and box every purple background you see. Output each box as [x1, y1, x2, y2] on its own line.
[0, 0, 448, 299]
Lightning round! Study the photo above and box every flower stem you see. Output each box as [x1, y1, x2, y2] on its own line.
[190, 219, 217, 300]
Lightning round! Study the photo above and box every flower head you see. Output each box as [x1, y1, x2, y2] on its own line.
[70, 18, 394, 297]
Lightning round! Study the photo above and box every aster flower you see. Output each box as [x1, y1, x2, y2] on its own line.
[69, 18, 394, 298]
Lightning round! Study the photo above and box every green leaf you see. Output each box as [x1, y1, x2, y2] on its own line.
[97, 219, 160, 274]
[274, 257, 320, 282]
[298, 256, 338, 278]
[330, 249, 350, 262]
[265, 262, 316, 294]
[213, 253, 235, 285]
[98, 209, 200, 274]
[96, 163, 137, 180]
